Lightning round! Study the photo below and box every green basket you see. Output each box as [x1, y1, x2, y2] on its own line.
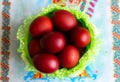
[17, 4, 100, 78]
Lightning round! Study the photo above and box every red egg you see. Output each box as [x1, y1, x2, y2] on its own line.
[30, 16, 53, 37]
[28, 39, 41, 58]
[58, 45, 80, 68]
[52, 10, 77, 31]
[33, 53, 60, 73]
[70, 27, 91, 48]
[40, 32, 66, 53]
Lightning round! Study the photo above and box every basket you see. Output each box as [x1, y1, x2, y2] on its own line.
[17, 4, 100, 78]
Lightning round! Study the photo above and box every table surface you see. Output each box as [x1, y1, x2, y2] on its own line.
[0, 0, 118, 82]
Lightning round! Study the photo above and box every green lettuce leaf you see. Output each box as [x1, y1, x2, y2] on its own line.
[17, 4, 101, 78]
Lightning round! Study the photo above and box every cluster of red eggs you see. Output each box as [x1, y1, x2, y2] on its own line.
[28, 10, 91, 74]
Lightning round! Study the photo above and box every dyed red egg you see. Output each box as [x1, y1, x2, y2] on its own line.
[30, 16, 53, 37]
[58, 45, 80, 68]
[28, 39, 41, 58]
[52, 10, 77, 31]
[71, 27, 91, 48]
[40, 32, 66, 53]
[33, 53, 60, 73]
